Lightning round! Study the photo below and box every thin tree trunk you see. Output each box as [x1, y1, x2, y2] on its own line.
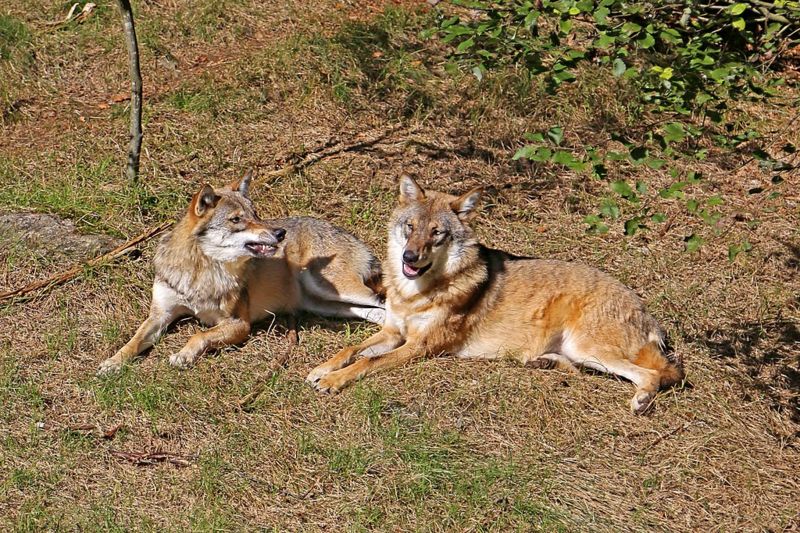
[115, 0, 142, 181]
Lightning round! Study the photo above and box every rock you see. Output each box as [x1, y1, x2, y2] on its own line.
[0, 212, 120, 261]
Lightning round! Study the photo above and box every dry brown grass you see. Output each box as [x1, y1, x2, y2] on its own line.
[1, 0, 798, 531]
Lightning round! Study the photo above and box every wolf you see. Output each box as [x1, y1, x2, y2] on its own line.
[97, 171, 385, 375]
[307, 176, 684, 414]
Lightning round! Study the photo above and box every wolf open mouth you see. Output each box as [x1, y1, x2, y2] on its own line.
[402, 261, 431, 279]
[245, 242, 277, 257]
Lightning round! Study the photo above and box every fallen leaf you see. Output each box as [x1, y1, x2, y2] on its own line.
[111, 92, 129, 103]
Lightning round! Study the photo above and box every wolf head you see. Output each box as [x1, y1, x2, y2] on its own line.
[388, 175, 482, 282]
[187, 170, 286, 262]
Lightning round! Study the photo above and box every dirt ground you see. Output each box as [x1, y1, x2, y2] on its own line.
[1, 1, 798, 531]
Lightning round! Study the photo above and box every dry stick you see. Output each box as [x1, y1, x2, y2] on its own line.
[109, 449, 193, 467]
[115, 0, 143, 181]
[0, 220, 173, 303]
[261, 123, 412, 181]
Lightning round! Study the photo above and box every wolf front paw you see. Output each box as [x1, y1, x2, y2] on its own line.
[169, 351, 197, 369]
[306, 364, 334, 385]
[313, 371, 350, 394]
[630, 390, 656, 415]
[97, 358, 123, 377]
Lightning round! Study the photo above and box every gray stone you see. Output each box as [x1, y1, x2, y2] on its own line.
[0, 212, 120, 261]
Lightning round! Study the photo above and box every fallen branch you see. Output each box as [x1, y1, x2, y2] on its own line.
[67, 423, 123, 440]
[0, 220, 173, 303]
[109, 449, 193, 467]
[260, 123, 413, 182]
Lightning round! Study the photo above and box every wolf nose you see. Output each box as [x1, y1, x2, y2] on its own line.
[272, 228, 286, 242]
[402, 250, 419, 264]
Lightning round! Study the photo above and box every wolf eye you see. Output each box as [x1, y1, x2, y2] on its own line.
[406, 222, 414, 231]
[432, 229, 444, 236]
[229, 216, 241, 224]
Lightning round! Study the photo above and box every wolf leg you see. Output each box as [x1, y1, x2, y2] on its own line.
[298, 270, 385, 323]
[302, 298, 386, 325]
[525, 353, 579, 372]
[313, 342, 421, 394]
[98, 305, 182, 376]
[561, 341, 662, 415]
[169, 318, 251, 369]
[306, 327, 402, 384]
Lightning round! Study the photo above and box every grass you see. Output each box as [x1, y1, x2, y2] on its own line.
[0, 0, 798, 530]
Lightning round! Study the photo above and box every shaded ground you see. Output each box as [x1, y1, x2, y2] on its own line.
[1, 1, 798, 531]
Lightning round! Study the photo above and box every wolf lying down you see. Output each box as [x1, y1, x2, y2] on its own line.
[97, 171, 385, 375]
[307, 176, 684, 414]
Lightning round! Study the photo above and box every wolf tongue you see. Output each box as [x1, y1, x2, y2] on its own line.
[403, 263, 419, 276]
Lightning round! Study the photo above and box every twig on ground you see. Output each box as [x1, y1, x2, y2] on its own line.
[67, 423, 123, 440]
[260, 123, 413, 182]
[0, 220, 173, 304]
[109, 449, 193, 467]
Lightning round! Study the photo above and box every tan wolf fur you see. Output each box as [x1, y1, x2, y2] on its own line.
[307, 176, 684, 414]
[98, 171, 384, 375]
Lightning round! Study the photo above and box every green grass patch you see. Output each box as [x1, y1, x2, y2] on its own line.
[0, 156, 185, 236]
[0, 14, 29, 61]
[90, 368, 177, 419]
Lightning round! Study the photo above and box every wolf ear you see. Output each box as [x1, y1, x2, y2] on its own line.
[399, 175, 425, 204]
[228, 169, 253, 197]
[450, 187, 482, 222]
[192, 184, 220, 217]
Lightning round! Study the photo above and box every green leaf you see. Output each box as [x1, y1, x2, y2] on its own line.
[710, 68, 731, 82]
[547, 126, 564, 145]
[599, 198, 620, 219]
[707, 195, 723, 206]
[611, 180, 636, 201]
[524, 10, 540, 28]
[552, 150, 576, 165]
[552, 70, 576, 83]
[732, 17, 745, 31]
[659, 29, 681, 44]
[624, 218, 643, 236]
[663, 122, 686, 143]
[613, 58, 626, 77]
[728, 240, 752, 261]
[456, 37, 475, 52]
[594, 6, 609, 24]
[659, 181, 688, 199]
[595, 33, 615, 48]
[729, 3, 747, 15]
[622, 22, 642, 34]
[584, 215, 609, 234]
[686, 199, 699, 213]
[646, 158, 666, 169]
[523, 132, 545, 143]
[637, 32, 655, 49]
[651, 213, 666, 223]
[471, 65, 484, 81]
[684, 234, 703, 253]
[514, 146, 553, 162]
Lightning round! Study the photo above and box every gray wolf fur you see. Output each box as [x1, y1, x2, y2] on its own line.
[98, 171, 385, 375]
